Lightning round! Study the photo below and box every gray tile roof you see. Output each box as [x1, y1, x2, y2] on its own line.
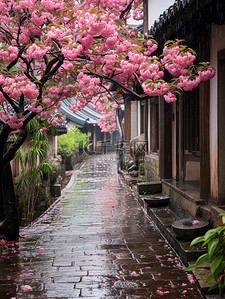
[149, 0, 220, 36]
[60, 97, 102, 127]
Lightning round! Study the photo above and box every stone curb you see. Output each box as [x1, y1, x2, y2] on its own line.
[119, 170, 216, 299]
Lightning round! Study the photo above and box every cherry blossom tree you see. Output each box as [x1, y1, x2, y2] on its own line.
[0, 0, 215, 240]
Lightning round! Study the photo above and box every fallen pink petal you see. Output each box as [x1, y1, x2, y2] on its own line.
[24, 273, 33, 277]
[21, 285, 33, 291]
[156, 290, 164, 295]
[192, 220, 199, 225]
[36, 246, 45, 251]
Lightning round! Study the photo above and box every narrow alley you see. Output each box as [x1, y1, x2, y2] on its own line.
[0, 154, 202, 298]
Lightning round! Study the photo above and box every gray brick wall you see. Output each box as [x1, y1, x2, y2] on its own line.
[144, 154, 160, 182]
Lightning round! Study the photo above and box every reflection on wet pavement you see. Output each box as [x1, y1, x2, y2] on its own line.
[0, 154, 202, 298]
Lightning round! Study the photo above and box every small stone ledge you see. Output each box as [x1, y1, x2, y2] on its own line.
[193, 266, 223, 298]
[138, 194, 207, 266]
[162, 179, 207, 205]
[198, 205, 225, 226]
[120, 172, 220, 298]
[120, 170, 144, 188]
[137, 181, 162, 195]
[143, 194, 170, 207]
[162, 180, 208, 218]
[50, 184, 61, 197]
[172, 218, 209, 241]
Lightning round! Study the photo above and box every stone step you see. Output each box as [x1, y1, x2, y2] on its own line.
[144, 194, 170, 207]
[137, 194, 207, 266]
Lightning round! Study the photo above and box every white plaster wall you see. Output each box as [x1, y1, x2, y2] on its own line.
[148, 0, 176, 29]
[185, 161, 200, 181]
[210, 24, 225, 199]
[138, 101, 141, 136]
[131, 101, 138, 139]
[127, 10, 142, 27]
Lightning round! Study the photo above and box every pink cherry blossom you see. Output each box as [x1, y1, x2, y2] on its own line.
[40, 128, 47, 134]
[27, 44, 50, 60]
[164, 92, 177, 103]
[0, 0, 216, 190]
[156, 290, 164, 295]
[198, 67, 215, 81]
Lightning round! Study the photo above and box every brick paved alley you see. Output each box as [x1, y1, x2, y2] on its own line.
[0, 154, 203, 298]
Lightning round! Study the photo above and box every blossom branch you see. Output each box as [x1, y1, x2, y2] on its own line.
[0, 87, 20, 114]
[82, 71, 149, 100]
[120, 0, 135, 20]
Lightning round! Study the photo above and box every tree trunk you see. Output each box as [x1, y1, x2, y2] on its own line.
[0, 126, 28, 241]
[0, 162, 19, 241]
[0, 162, 4, 222]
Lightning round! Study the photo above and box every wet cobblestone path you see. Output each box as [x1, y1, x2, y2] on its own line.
[0, 154, 202, 298]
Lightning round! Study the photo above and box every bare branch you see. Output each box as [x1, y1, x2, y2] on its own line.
[43, 54, 49, 68]
[0, 118, 6, 126]
[0, 25, 14, 41]
[19, 93, 25, 113]
[120, 0, 135, 20]
[0, 124, 12, 157]
[3, 127, 28, 165]
[0, 87, 20, 113]
[40, 56, 60, 83]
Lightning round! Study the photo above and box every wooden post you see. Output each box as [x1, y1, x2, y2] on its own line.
[143, 0, 148, 34]
[200, 81, 210, 199]
[124, 100, 131, 143]
[217, 49, 225, 204]
[159, 99, 172, 179]
[199, 32, 210, 200]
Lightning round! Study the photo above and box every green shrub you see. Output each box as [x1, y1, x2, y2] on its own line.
[57, 128, 90, 157]
[185, 213, 225, 296]
[15, 119, 52, 225]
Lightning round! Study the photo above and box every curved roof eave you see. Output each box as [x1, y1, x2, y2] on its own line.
[60, 97, 103, 127]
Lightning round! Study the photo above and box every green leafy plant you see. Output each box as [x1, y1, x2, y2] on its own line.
[15, 119, 52, 225]
[57, 128, 91, 157]
[139, 161, 145, 176]
[185, 213, 225, 296]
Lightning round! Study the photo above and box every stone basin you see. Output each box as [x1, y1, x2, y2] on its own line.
[172, 218, 210, 241]
[144, 195, 170, 207]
